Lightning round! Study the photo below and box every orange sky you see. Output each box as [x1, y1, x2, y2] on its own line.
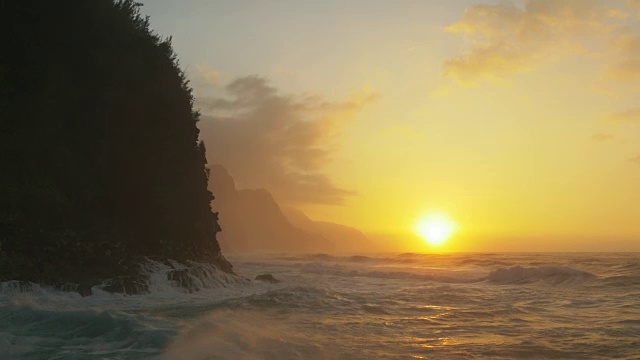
[141, 0, 640, 252]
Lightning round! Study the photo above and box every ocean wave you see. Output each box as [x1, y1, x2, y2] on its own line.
[298, 262, 485, 284]
[140, 259, 248, 294]
[488, 265, 595, 285]
[0, 305, 175, 358]
[593, 274, 640, 288]
[161, 309, 350, 360]
[235, 286, 353, 312]
[296, 254, 376, 263]
[0, 281, 53, 295]
[360, 304, 391, 315]
[303, 253, 334, 261]
[346, 255, 374, 262]
[1, 253, 638, 359]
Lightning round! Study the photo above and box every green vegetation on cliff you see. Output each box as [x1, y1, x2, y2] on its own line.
[0, 0, 230, 285]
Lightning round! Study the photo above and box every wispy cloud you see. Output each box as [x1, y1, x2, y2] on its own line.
[607, 8, 631, 20]
[591, 132, 615, 142]
[629, 154, 640, 165]
[442, 0, 640, 86]
[195, 64, 222, 84]
[607, 34, 640, 82]
[197, 75, 378, 205]
[603, 107, 640, 123]
[444, 0, 609, 83]
[629, 0, 640, 16]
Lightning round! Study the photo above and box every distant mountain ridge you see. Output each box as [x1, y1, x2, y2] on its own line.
[280, 207, 370, 253]
[209, 165, 370, 253]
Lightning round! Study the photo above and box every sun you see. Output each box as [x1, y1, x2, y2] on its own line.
[415, 212, 457, 246]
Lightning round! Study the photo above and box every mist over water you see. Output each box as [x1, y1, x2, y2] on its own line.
[1, 253, 639, 359]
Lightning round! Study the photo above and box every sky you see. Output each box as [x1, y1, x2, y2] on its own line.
[140, 0, 640, 252]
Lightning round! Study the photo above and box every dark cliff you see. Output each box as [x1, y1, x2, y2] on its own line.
[0, 0, 231, 287]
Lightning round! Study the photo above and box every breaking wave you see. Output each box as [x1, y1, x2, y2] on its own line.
[488, 265, 596, 285]
[298, 262, 485, 284]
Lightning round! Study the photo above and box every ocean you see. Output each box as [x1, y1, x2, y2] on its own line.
[1, 253, 639, 359]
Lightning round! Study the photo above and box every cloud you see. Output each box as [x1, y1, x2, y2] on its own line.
[607, 8, 631, 20]
[591, 132, 615, 142]
[444, 0, 613, 83]
[607, 34, 640, 81]
[630, 154, 640, 165]
[629, 0, 640, 15]
[195, 64, 222, 84]
[603, 107, 640, 123]
[197, 75, 378, 205]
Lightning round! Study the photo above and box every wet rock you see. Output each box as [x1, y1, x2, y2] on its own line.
[100, 276, 149, 295]
[167, 269, 197, 292]
[53, 282, 93, 297]
[255, 274, 280, 284]
[76, 283, 93, 297]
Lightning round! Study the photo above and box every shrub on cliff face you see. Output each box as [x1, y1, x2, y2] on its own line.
[0, 0, 229, 282]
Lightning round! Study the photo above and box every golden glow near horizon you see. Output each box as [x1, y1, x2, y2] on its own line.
[415, 212, 457, 247]
[142, 0, 640, 252]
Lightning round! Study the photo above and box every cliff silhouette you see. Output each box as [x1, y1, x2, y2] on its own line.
[0, 0, 230, 290]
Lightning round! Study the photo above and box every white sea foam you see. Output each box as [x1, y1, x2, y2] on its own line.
[0, 259, 254, 313]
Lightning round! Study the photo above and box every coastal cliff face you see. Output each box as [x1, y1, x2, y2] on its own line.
[0, 0, 230, 289]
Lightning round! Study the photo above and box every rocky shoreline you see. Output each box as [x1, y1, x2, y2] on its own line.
[1, 256, 238, 297]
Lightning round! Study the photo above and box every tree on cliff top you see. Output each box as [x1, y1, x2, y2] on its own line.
[0, 0, 230, 282]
